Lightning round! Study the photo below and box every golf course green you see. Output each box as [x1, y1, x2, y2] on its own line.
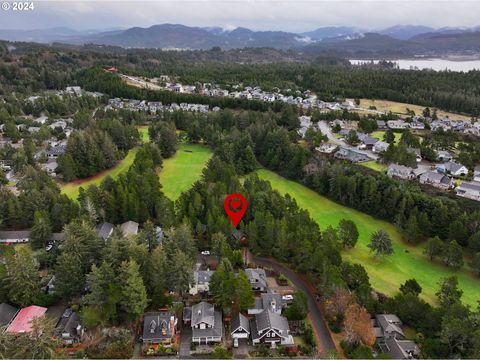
[256, 168, 480, 307]
[158, 143, 213, 201]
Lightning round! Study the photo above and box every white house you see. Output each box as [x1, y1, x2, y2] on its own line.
[456, 181, 480, 202]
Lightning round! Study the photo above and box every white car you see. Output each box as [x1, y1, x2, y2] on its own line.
[201, 250, 210, 256]
[233, 338, 239, 348]
[282, 295, 294, 302]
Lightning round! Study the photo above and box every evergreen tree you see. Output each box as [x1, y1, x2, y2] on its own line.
[442, 241, 464, 269]
[118, 260, 148, 321]
[236, 270, 254, 310]
[400, 279, 422, 296]
[367, 229, 394, 257]
[4, 247, 40, 306]
[30, 210, 52, 250]
[338, 219, 359, 248]
[436, 276, 463, 308]
[55, 253, 84, 300]
[425, 236, 444, 261]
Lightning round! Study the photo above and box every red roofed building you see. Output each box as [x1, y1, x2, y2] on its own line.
[104, 67, 119, 74]
[6, 305, 47, 333]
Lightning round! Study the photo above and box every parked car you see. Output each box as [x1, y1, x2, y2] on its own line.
[201, 250, 210, 255]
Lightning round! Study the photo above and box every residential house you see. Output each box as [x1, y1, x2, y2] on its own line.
[406, 147, 422, 162]
[360, 136, 379, 149]
[245, 268, 267, 292]
[316, 143, 337, 154]
[387, 120, 409, 130]
[191, 302, 223, 344]
[231, 313, 250, 340]
[374, 314, 419, 359]
[436, 150, 453, 162]
[387, 164, 416, 180]
[474, 165, 480, 182]
[44, 159, 58, 176]
[376, 120, 387, 130]
[142, 312, 177, 345]
[373, 141, 390, 153]
[250, 310, 293, 347]
[66, 86, 83, 96]
[33, 115, 48, 125]
[55, 309, 84, 344]
[6, 305, 47, 333]
[334, 147, 371, 163]
[409, 121, 425, 130]
[456, 181, 480, 202]
[0, 303, 19, 327]
[189, 270, 214, 295]
[46, 144, 67, 158]
[436, 161, 468, 177]
[419, 171, 453, 190]
[96, 222, 114, 241]
[248, 292, 283, 315]
[0, 230, 30, 244]
[121, 221, 139, 237]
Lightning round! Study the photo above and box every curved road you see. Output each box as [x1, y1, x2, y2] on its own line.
[251, 255, 337, 354]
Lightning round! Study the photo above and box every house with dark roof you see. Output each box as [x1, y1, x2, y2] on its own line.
[6, 305, 47, 333]
[419, 171, 453, 190]
[141, 312, 177, 345]
[96, 222, 114, 241]
[189, 270, 214, 295]
[374, 314, 419, 359]
[0, 230, 30, 243]
[248, 292, 284, 315]
[55, 309, 84, 344]
[245, 268, 267, 292]
[0, 303, 18, 328]
[456, 181, 480, 202]
[231, 313, 250, 339]
[250, 310, 293, 347]
[191, 302, 223, 344]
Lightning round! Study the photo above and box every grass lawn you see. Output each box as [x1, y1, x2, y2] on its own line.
[371, 131, 401, 144]
[158, 143, 213, 201]
[359, 99, 470, 121]
[255, 168, 480, 307]
[137, 126, 150, 143]
[361, 161, 387, 172]
[61, 147, 139, 200]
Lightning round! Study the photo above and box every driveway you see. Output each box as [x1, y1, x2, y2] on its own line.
[252, 255, 337, 355]
[179, 326, 192, 358]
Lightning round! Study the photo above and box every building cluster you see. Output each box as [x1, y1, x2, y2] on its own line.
[373, 314, 419, 359]
[106, 98, 217, 113]
[0, 304, 84, 345]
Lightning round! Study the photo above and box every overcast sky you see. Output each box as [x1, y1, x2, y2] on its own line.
[0, 0, 479, 32]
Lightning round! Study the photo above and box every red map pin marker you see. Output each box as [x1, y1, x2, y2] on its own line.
[224, 193, 248, 228]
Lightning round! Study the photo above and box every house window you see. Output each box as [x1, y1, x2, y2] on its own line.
[267, 332, 270, 337]
[200, 323, 205, 329]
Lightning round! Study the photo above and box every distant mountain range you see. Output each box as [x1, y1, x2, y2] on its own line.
[1, 23, 480, 56]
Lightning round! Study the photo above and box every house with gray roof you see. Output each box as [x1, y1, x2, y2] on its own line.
[189, 270, 214, 295]
[334, 147, 371, 163]
[436, 161, 468, 177]
[456, 181, 480, 202]
[55, 309, 84, 344]
[121, 221, 139, 237]
[250, 310, 293, 347]
[419, 171, 453, 190]
[387, 164, 416, 180]
[231, 313, 250, 339]
[248, 292, 284, 315]
[191, 302, 223, 344]
[96, 222, 114, 241]
[436, 150, 453, 163]
[373, 141, 390, 153]
[374, 314, 419, 359]
[141, 312, 177, 345]
[245, 268, 267, 292]
[0, 230, 30, 243]
[0, 303, 19, 327]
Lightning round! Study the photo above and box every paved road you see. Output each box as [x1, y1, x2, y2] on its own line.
[251, 255, 337, 355]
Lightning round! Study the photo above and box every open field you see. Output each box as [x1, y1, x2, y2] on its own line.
[256, 168, 480, 307]
[138, 126, 150, 143]
[158, 143, 213, 201]
[361, 160, 387, 172]
[359, 99, 471, 121]
[61, 147, 138, 200]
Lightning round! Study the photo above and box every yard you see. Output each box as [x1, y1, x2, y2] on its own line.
[360, 161, 387, 172]
[371, 130, 402, 144]
[255, 168, 480, 307]
[359, 99, 470, 121]
[158, 143, 213, 201]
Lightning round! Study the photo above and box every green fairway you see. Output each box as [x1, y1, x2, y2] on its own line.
[158, 144, 213, 201]
[256, 168, 480, 307]
[138, 126, 150, 143]
[61, 148, 139, 200]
